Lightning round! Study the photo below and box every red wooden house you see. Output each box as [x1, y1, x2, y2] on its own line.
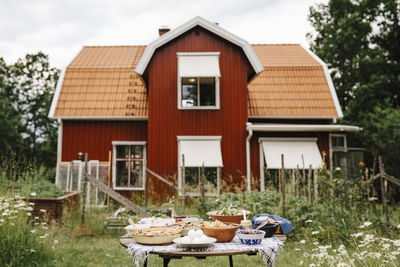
[49, 17, 359, 200]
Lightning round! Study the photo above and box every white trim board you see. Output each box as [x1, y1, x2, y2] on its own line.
[135, 16, 263, 75]
[301, 44, 344, 119]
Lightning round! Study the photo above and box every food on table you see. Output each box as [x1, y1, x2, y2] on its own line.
[203, 220, 236, 229]
[131, 226, 182, 245]
[209, 204, 250, 216]
[138, 217, 175, 227]
[236, 229, 266, 245]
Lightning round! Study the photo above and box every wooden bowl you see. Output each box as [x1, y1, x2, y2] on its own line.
[201, 224, 239, 242]
[206, 211, 251, 224]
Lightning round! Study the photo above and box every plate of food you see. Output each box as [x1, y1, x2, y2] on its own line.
[173, 229, 216, 248]
[207, 204, 250, 224]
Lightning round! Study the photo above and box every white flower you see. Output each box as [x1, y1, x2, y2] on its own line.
[368, 197, 378, 201]
[396, 224, 400, 229]
[351, 232, 363, 238]
[312, 231, 320, 235]
[309, 264, 316, 267]
[300, 239, 306, 244]
[27, 212, 31, 216]
[363, 221, 372, 227]
[30, 192, 37, 197]
[39, 234, 49, 239]
[313, 241, 319, 245]
[382, 243, 390, 250]
[300, 260, 304, 265]
[29, 202, 34, 206]
[26, 207, 33, 211]
[42, 226, 48, 230]
[305, 219, 313, 223]
[30, 249, 35, 253]
[295, 248, 301, 251]
[391, 251, 400, 255]
[34, 216, 39, 220]
[337, 262, 347, 267]
[40, 209, 46, 213]
[53, 240, 59, 245]
[359, 225, 365, 229]
[30, 229, 36, 233]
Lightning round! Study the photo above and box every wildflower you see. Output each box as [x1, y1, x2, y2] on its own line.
[300, 239, 306, 244]
[40, 209, 46, 213]
[391, 251, 400, 256]
[351, 232, 363, 238]
[34, 216, 39, 220]
[368, 197, 378, 201]
[382, 243, 390, 250]
[26, 207, 33, 211]
[42, 226, 48, 230]
[363, 221, 372, 227]
[53, 240, 59, 245]
[309, 264, 316, 267]
[39, 234, 49, 239]
[303, 252, 309, 257]
[0, 219, 4, 223]
[29, 202, 34, 206]
[337, 263, 347, 267]
[30, 192, 37, 197]
[305, 219, 313, 223]
[30, 249, 36, 253]
[41, 222, 46, 225]
[313, 241, 319, 245]
[295, 248, 301, 251]
[396, 224, 400, 229]
[335, 167, 341, 171]
[31, 229, 36, 233]
[299, 260, 304, 265]
[27, 212, 31, 216]
[312, 231, 320, 235]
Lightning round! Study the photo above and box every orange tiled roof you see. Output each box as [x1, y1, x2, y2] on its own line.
[53, 46, 147, 117]
[53, 44, 339, 118]
[248, 44, 338, 117]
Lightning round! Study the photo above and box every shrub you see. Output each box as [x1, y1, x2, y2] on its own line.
[0, 196, 55, 267]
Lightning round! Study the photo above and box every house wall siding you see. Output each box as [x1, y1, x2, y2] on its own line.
[61, 120, 147, 162]
[145, 26, 252, 199]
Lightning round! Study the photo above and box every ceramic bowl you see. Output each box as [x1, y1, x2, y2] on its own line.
[206, 211, 251, 224]
[201, 223, 239, 242]
[236, 229, 265, 245]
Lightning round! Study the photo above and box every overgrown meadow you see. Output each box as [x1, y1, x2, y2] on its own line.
[1, 160, 400, 267]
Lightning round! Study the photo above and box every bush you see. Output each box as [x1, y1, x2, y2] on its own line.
[0, 196, 55, 267]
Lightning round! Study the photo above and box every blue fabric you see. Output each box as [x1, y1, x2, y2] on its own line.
[252, 213, 293, 234]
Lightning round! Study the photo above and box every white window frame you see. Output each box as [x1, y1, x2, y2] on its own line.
[112, 141, 147, 191]
[177, 52, 221, 110]
[329, 134, 347, 173]
[177, 136, 221, 196]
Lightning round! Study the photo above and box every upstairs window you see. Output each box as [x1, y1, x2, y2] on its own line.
[177, 52, 220, 109]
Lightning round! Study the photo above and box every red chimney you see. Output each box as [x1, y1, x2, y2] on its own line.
[159, 25, 170, 36]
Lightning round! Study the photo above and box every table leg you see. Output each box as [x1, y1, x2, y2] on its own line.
[163, 258, 171, 267]
[143, 257, 147, 267]
[229, 255, 233, 267]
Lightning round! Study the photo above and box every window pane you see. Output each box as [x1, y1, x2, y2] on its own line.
[199, 77, 215, 106]
[184, 167, 217, 194]
[116, 161, 129, 186]
[131, 146, 143, 159]
[182, 77, 198, 107]
[332, 136, 345, 148]
[130, 162, 143, 187]
[116, 146, 129, 159]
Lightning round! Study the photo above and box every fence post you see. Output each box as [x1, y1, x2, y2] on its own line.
[379, 156, 389, 225]
[181, 155, 185, 215]
[314, 169, 318, 202]
[281, 154, 285, 217]
[302, 155, 306, 197]
[308, 165, 312, 205]
[81, 153, 88, 225]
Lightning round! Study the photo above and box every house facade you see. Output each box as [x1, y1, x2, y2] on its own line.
[49, 17, 359, 201]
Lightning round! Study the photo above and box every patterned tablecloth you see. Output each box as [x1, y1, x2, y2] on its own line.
[127, 236, 283, 267]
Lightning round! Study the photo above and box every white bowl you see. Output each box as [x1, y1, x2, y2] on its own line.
[236, 229, 265, 245]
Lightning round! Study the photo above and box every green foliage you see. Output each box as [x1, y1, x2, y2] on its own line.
[0, 197, 55, 267]
[308, 0, 400, 177]
[0, 52, 59, 168]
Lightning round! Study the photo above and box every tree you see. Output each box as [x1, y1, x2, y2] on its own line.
[308, 0, 400, 176]
[0, 53, 59, 167]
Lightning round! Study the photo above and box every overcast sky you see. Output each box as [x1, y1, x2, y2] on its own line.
[0, 0, 324, 69]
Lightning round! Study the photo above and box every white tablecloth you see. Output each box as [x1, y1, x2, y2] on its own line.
[127, 236, 283, 266]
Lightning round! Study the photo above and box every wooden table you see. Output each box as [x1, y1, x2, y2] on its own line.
[120, 235, 286, 267]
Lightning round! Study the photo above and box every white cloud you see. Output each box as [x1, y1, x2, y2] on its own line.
[0, 0, 322, 68]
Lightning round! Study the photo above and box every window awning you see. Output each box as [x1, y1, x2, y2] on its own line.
[261, 138, 322, 169]
[178, 53, 221, 77]
[179, 139, 223, 167]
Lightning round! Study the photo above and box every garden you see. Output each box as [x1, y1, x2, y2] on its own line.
[1, 158, 400, 267]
